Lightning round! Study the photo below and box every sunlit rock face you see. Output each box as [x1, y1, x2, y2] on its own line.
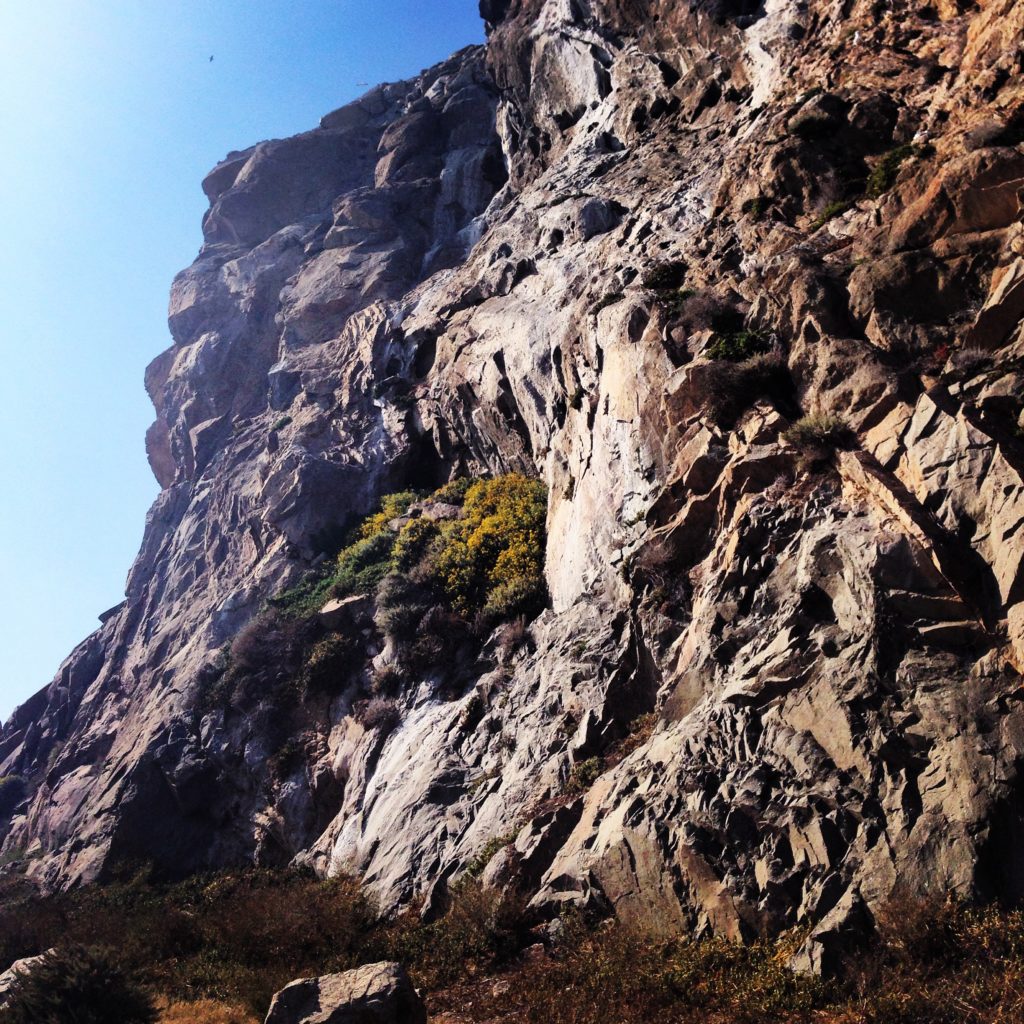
[3, 0, 1024, 968]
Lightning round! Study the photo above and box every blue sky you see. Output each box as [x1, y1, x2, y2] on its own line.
[0, 1, 485, 723]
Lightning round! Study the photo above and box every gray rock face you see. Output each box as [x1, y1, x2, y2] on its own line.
[1, 0, 1024, 965]
[264, 962, 426, 1024]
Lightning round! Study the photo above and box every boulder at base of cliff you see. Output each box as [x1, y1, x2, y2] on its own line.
[264, 962, 426, 1024]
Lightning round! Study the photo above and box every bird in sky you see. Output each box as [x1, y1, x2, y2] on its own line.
[209, 55, 215, 62]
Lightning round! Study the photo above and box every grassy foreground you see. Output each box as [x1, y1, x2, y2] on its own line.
[1, 869, 1023, 1023]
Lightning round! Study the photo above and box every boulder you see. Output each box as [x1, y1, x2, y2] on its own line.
[319, 594, 372, 631]
[264, 962, 426, 1024]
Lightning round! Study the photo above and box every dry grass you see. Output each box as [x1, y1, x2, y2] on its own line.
[157, 999, 257, 1024]
[783, 413, 854, 451]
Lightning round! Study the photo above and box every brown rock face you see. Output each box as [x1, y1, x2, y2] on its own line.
[2, 0, 1024, 967]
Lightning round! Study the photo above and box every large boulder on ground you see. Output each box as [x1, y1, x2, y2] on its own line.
[264, 962, 426, 1024]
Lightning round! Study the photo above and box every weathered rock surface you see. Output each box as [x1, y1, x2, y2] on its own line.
[264, 962, 426, 1024]
[0, 951, 54, 1006]
[1, 0, 1024, 965]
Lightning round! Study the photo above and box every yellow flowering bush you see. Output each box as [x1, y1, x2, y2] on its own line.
[274, 475, 548, 645]
[357, 491, 419, 541]
[434, 474, 548, 618]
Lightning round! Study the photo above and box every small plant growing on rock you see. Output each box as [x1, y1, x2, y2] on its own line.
[866, 143, 919, 199]
[0, 775, 27, 817]
[706, 328, 770, 363]
[496, 616, 529, 658]
[356, 491, 419, 542]
[783, 414, 854, 451]
[567, 757, 602, 795]
[742, 194, 771, 220]
[356, 697, 401, 733]
[332, 530, 399, 599]
[704, 349, 793, 427]
[642, 260, 688, 291]
[789, 107, 835, 140]
[429, 477, 473, 506]
[391, 517, 439, 572]
[1, 946, 157, 1024]
[267, 475, 548, 700]
[269, 737, 306, 780]
[810, 199, 854, 231]
[370, 663, 404, 697]
[374, 572, 429, 641]
[465, 833, 516, 879]
[947, 345, 993, 378]
[669, 289, 744, 336]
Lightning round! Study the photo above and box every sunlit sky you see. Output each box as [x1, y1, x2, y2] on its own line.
[0, 1, 485, 722]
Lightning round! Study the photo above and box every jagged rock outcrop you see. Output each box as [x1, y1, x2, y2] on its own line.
[2, 0, 1024, 964]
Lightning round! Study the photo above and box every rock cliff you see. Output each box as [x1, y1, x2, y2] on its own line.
[3, 0, 1024, 969]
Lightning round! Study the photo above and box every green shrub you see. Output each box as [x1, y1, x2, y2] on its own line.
[333, 530, 398, 598]
[429, 478, 473, 506]
[1, 946, 157, 1024]
[0, 775, 27, 817]
[811, 199, 854, 231]
[703, 350, 793, 427]
[356, 491, 419, 542]
[269, 571, 337, 619]
[303, 634, 358, 694]
[642, 261, 688, 290]
[567, 757, 602, 795]
[481, 576, 544, 623]
[391, 517, 440, 572]
[465, 834, 516, 879]
[271, 416, 292, 431]
[659, 287, 697, 320]
[327, 477, 547, 625]
[266, 476, 548, 696]
[706, 329, 770, 363]
[374, 573, 428, 641]
[783, 414, 854, 450]
[866, 144, 919, 199]
[742, 195, 770, 220]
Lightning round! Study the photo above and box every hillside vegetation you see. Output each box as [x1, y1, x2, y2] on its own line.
[1, 875, 1023, 1023]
